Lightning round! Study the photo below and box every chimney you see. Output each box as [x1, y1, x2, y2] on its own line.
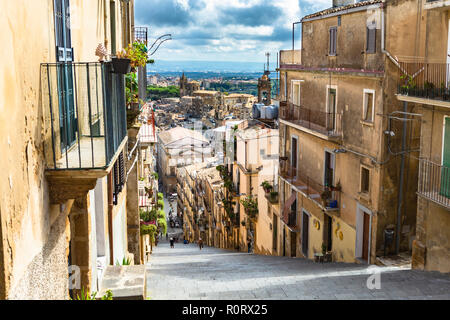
[332, 0, 356, 7]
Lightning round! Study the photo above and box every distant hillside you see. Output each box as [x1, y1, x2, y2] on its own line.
[147, 60, 268, 74]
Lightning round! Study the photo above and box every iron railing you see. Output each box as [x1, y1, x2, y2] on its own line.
[280, 101, 342, 137]
[133, 27, 148, 45]
[41, 62, 127, 170]
[397, 62, 450, 101]
[279, 158, 340, 209]
[418, 159, 450, 209]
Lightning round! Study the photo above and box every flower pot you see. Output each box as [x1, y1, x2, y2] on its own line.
[111, 57, 132, 74]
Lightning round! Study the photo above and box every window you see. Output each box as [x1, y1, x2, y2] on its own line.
[366, 21, 377, 54]
[363, 90, 375, 122]
[360, 167, 370, 194]
[291, 81, 301, 105]
[329, 27, 337, 56]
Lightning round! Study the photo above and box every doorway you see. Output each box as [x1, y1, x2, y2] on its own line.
[324, 151, 335, 188]
[290, 232, 297, 257]
[356, 204, 372, 263]
[324, 215, 333, 252]
[291, 136, 298, 174]
[272, 215, 278, 254]
[301, 210, 310, 258]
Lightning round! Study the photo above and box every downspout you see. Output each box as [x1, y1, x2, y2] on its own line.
[381, 1, 407, 254]
[395, 101, 408, 254]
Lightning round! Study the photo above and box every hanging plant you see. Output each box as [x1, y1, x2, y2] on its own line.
[241, 195, 258, 220]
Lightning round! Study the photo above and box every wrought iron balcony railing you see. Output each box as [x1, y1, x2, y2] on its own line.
[418, 159, 450, 209]
[133, 27, 148, 45]
[279, 158, 340, 210]
[42, 62, 127, 171]
[287, 212, 297, 228]
[280, 102, 342, 137]
[397, 62, 450, 102]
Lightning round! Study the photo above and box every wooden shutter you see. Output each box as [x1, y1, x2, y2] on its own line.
[366, 27, 376, 53]
[54, 0, 73, 62]
[329, 27, 337, 56]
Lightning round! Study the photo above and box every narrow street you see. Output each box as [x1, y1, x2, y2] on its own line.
[146, 243, 450, 300]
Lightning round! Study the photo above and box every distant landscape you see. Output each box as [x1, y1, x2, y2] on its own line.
[147, 59, 270, 74]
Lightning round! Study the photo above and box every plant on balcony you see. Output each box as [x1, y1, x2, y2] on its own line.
[269, 191, 279, 204]
[261, 181, 273, 193]
[157, 192, 164, 200]
[157, 217, 167, 235]
[116, 41, 150, 71]
[399, 75, 416, 95]
[157, 199, 165, 210]
[241, 195, 258, 220]
[321, 188, 332, 207]
[152, 172, 159, 181]
[145, 186, 153, 199]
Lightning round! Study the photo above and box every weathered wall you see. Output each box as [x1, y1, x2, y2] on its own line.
[302, 5, 384, 70]
[0, 0, 134, 299]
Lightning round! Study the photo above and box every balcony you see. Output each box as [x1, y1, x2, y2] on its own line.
[41, 62, 127, 203]
[279, 158, 340, 213]
[397, 62, 450, 106]
[280, 50, 301, 66]
[42, 62, 127, 173]
[418, 159, 450, 209]
[279, 102, 342, 140]
[424, 0, 450, 10]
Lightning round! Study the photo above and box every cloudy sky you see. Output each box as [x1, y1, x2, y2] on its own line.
[135, 0, 331, 63]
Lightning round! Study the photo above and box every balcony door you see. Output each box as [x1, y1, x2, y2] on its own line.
[291, 136, 298, 178]
[441, 117, 450, 198]
[327, 87, 337, 131]
[54, 0, 77, 151]
[324, 151, 335, 188]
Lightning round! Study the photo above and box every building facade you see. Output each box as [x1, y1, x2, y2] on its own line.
[277, 0, 422, 264]
[0, 0, 141, 299]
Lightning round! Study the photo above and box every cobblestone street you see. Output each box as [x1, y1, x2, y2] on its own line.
[146, 243, 450, 300]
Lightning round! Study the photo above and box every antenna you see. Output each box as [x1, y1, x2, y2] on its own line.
[265, 52, 270, 72]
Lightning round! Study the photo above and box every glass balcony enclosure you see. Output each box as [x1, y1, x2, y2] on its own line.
[41, 62, 127, 171]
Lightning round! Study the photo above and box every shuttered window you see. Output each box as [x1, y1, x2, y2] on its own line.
[366, 27, 376, 54]
[329, 27, 337, 56]
[54, 0, 73, 62]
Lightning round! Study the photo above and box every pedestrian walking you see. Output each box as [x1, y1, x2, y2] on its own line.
[198, 238, 204, 250]
[170, 238, 174, 248]
[166, 232, 169, 241]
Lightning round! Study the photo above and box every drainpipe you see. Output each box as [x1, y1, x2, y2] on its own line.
[395, 101, 408, 254]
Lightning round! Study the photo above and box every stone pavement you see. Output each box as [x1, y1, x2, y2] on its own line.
[146, 243, 450, 300]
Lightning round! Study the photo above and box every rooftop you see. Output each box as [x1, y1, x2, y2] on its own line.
[302, 0, 383, 21]
[158, 126, 208, 146]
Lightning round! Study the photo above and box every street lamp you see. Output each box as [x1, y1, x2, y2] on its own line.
[148, 34, 172, 56]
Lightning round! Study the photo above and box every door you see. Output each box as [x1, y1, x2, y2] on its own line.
[362, 213, 370, 261]
[272, 215, 278, 254]
[55, 0, 77, 151]
[441, 117, 450, 197]
[290, 232, 297, 257]
[325, 215, 333, 252]
[324, 151, 335, 188]
[327, 88, 337, 130]
[302, 211, 309, 257]
[291, 136, 298, 176]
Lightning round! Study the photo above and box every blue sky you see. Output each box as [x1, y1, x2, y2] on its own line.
[135, 0, 331, 62]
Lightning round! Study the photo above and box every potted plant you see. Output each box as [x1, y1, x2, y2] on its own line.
[269, 191, 279, 204]
[321, 188, 332, 207]
[112, 41, 148, 74]
[261, 181, 273, 194]
[241, 195, 258, 220]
